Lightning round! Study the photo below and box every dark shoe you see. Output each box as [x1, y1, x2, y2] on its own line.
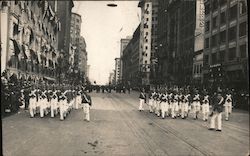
[216, 129, 222, 132]
[208, 128, 215, 130]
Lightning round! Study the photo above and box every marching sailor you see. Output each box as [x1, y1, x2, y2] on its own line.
[82, 90, 92, 121]
[201, 90, 210, 121]
[148, 89, 155, 113]
[59, 90, 67, 120]
[50, 88, 58, 118]
[209, 88, 224, 132]
[192, 89, 201, 120]
[224, 89, 233, 121]
[29, 87, 36, 118]
[181, 90, 190, 119]
[139, 88, 146, 111]
[161, 91, 168, 119]
[172, 90, 179, 119]
[40, 89, 47, 118]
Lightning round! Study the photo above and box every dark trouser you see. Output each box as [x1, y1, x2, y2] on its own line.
[25, 98, 29, 109]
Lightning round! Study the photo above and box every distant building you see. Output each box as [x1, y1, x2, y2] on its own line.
[120, 37, 131, 82]
[114, 58, 121, 84]
[203, 0, 248, 90]
[138, 0, 158, 85]
[108, 71, 115, 85]
[121, 24, 140, 87]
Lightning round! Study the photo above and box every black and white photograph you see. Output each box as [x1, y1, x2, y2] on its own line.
[1, 0, 249, 155]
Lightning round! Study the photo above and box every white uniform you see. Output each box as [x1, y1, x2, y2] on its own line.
[139, 92, 146, 111]
[181, 94, 190, 119]
[59, 93, 67, 120]
[75, 91, 82, 109]
[192, 94, 200, 119]
[161, 93, 169, 118]
[40, 92, 47, 118]
[224, 94, 232, 121]
[202, 95, 210, 121]
[82, 93, 91, 121]
[148, 92, 155, 113]
[172, 94, 178, 118]
[29, 90, 36, 117]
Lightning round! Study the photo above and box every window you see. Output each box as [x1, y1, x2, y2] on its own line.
[229, 5, 237, 20]
[147, 4, 149, 7]
[220, 11, 226, 24]
[145, 39, 148, 43]
[205, 21, 210, 32]
[146, 18, 149, 21]
[220, 30, 226, 43]
[145, 46, 148, 50]
[204, 55, 209, 65]
[205, 3, 210, 15]
[212, 16, 218, 29]
[240, 44, 246, 58]
[228, 47, 236, 60]
[145, 60, 147, 64]
[239, 22, 246, 37]
[205, 38, 210, 49]
[212, 53, 217, 64]
[228, 26, 236, 41]
[239, 1, 246, 15]
[211, 34, 218, 47]
[219, 50, 225, 62]
[146, 32, 148, 35]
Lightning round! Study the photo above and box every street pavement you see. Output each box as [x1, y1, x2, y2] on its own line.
[2, 91, 249, 156]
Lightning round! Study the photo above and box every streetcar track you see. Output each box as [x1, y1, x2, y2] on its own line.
[106, 95, 157, 156]
[112, 93, 216, 156]
[116, 93, 249, 150]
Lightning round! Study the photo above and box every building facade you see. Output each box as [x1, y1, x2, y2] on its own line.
[203, 0, 248, 90]
[1, 1, 65, 83]
[121, 24, 140, 87]
[157, 0, 203, 85]
[120, 37, 131, 83]
[114, 58, 121, 84]
[138, 0, 158, 85]
[79, 36, 88, 78]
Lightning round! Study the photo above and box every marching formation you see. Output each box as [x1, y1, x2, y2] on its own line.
[138, 86, 234, 132]
[25, 85, 80, 120]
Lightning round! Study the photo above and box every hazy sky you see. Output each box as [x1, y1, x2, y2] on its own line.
[72, 1, 141, 85]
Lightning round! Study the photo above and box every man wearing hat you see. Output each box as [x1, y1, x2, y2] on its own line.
[209, 88, 224, 131]
[81, 90, 92, 121]
[224, 89, 233, 121]
[201, 89, 210, 121]
[29, 86, 37, 117]
[138, 88, 146, 111]
[192, 89, 201, 120]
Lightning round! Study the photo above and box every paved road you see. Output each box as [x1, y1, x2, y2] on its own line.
[2, 92, 249, 156]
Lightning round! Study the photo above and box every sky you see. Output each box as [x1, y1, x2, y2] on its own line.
[72, 1, 141, 85]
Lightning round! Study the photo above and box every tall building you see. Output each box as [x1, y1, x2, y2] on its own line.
[1, 1, 62, 82]
[121, 24, 140, 87]
[157, 0, 203, 85]
[120, 37, 131, 82]
[114, 58, 121, 84]
[203, 0, 248, 90]
[57, 0, 74, 62]
[138, 0, 158, 85]
[79, 36, 88, 77]
[108, 71, 115, 85]
[70, 12, 82, 71]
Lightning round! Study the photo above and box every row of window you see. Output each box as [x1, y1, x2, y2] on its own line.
[205, 1, 246, 15]
[204, 44, 247, 65]
[193, 64, 203, 75]
[205, 22, 247, 48]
